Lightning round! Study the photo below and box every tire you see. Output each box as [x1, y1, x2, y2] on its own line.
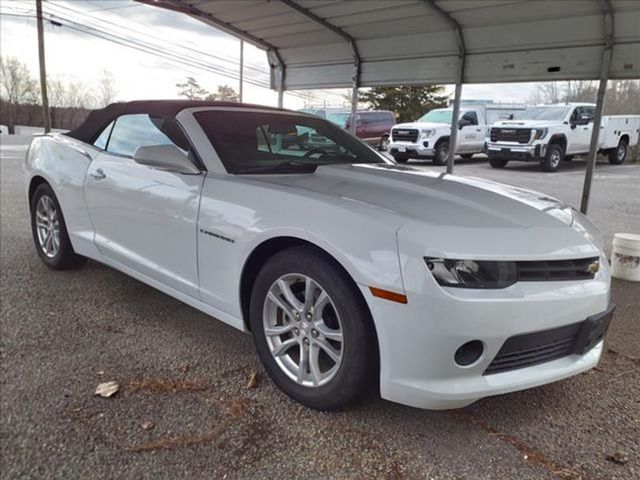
[460, 153, 474, 159]
[541, 143, 563, 172]
[608, 139, 628, 165]
[30, 183, 86, 270]
[489, 157, 508, 168]
[392, 155, 408, 164]
[378, 135, 390, 152]
[249, 246, 377, 410]
[433, 140, 448, 166]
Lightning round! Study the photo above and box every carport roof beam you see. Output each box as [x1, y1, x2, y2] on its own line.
[136, 0, 286, 89]
[279, 0, 361, 132]
[422, 1, 466, 174]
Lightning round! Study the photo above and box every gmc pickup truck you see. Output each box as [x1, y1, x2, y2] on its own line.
[487, 103, 640, 172]
[388, 104, 525, 164]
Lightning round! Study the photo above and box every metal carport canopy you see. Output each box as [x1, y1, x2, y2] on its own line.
[143, 0, 640, 88]
[141, 0, 640, 214]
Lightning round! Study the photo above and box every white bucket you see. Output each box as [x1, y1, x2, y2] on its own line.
[611, 233, 640, 282]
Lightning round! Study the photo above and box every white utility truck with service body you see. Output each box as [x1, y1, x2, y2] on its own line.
[487, 103, 640, 172]
[388, 104, 525, 164]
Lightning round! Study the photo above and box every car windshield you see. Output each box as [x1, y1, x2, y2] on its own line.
[515, 106, 571, 121]
[195, 110, 386, 174]
[417, 109, 452, 124]
[328, 112, 349, 127]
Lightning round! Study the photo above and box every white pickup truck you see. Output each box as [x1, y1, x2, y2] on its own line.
[388, 104, 525, 165]
[486, 103, 640, 172]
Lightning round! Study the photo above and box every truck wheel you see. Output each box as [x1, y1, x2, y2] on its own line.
[460, 154, 473, 159]
[542, 143, 563, 172]
[378, 135, 390, 151]
[392, 155, 408, 164]
[608, 139, 628, 165]
[433, 140, 448, 165]
[489, 157, 508, 168]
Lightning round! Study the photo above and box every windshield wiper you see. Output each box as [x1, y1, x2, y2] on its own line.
[234, 160, 319, 174]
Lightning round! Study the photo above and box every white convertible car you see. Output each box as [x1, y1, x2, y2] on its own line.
[25, 101, 614, 410]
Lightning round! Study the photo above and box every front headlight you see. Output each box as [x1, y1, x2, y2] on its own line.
[424, 257, 517, 289]
[421, 129, 436, 138]
[533, 128, 547, 140]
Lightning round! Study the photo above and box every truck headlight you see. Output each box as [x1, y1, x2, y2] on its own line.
[421, 129, 436, 138]
[424, 257, 517, 289]
[533, 128, 547, 140]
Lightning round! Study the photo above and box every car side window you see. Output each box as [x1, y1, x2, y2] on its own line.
[106, 114, 190, 158]
[93, 120, 114, 150]
[461, 111, 479, 126]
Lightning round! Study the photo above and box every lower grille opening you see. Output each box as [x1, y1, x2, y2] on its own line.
[484, 305, 613, 375]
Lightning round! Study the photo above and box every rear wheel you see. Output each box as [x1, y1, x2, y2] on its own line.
[608, 139, 628, 165]
[249, 246, 377, 410]
[30, 183, 86, 270]
[489, 157, 508, 168]
[541, 143, 563, 172]
[433, 140, 449, 165]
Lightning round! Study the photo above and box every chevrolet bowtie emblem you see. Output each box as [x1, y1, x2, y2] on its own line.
[587, 260, 600, 274]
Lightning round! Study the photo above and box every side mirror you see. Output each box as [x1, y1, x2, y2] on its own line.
[133, 145, 200, 174]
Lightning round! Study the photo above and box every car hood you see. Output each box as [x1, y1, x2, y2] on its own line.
[246, 163, 602, 259]
[493, 120, 562, 128]
[393, 122, 447, 130]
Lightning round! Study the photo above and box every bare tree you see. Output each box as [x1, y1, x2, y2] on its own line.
[0, 56, 39, 133]
[176, 76, 209, 100]
[206, 84, 239, 102]
[96, 69, 117, 107]
[528, 82, 564, 104]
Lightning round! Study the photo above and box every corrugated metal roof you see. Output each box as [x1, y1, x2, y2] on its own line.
[141, 0, 640, 89]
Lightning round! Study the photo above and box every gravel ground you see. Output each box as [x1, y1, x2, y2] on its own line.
[1, 141, 639, 479]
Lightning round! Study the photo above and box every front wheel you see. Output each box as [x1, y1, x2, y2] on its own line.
[30, 183, 86, 270]
[541, 143, 563, 172]
[249, 246, 377, 410]
[608, 139, 628, 165]
[433, 140, 449, 165]
[378, 135, 390, 151]
[489, 157, 508, 168]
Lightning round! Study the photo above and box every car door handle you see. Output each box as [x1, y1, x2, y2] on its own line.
[90, 168, 106, 180]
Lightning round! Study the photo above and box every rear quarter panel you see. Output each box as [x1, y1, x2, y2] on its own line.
[25, 135, 99, 257]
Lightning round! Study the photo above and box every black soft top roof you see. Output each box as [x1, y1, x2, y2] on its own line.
[65, 100, 285, 144]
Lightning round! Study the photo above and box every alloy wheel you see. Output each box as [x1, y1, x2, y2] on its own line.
[263, 274, 344, 387]
[35, 195, 60, 258]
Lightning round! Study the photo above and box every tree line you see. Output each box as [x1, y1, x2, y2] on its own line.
[0, 56, 117, 133]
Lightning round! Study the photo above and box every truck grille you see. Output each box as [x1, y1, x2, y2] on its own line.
[490, 127, 532, 144]
[516, 257, 599, 282]
[391, 128, 419, 143]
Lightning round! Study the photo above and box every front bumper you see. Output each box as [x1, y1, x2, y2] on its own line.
[361, 255, 611, 410]
[487, 142, 545, 161]
[389, 141, 434, 158]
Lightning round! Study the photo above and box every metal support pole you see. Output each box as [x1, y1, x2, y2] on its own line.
[447, 78, 463, 174]
[36, 0, 51, 133]
[239, 40, 244, 102]
[580, 4, 614, 214]
[349, 61, 360, 135]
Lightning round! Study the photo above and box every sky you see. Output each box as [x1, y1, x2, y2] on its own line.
[1, 0, 541, 110]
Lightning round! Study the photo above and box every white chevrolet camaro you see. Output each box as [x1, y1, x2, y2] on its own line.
[25, 101, 614, 410]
